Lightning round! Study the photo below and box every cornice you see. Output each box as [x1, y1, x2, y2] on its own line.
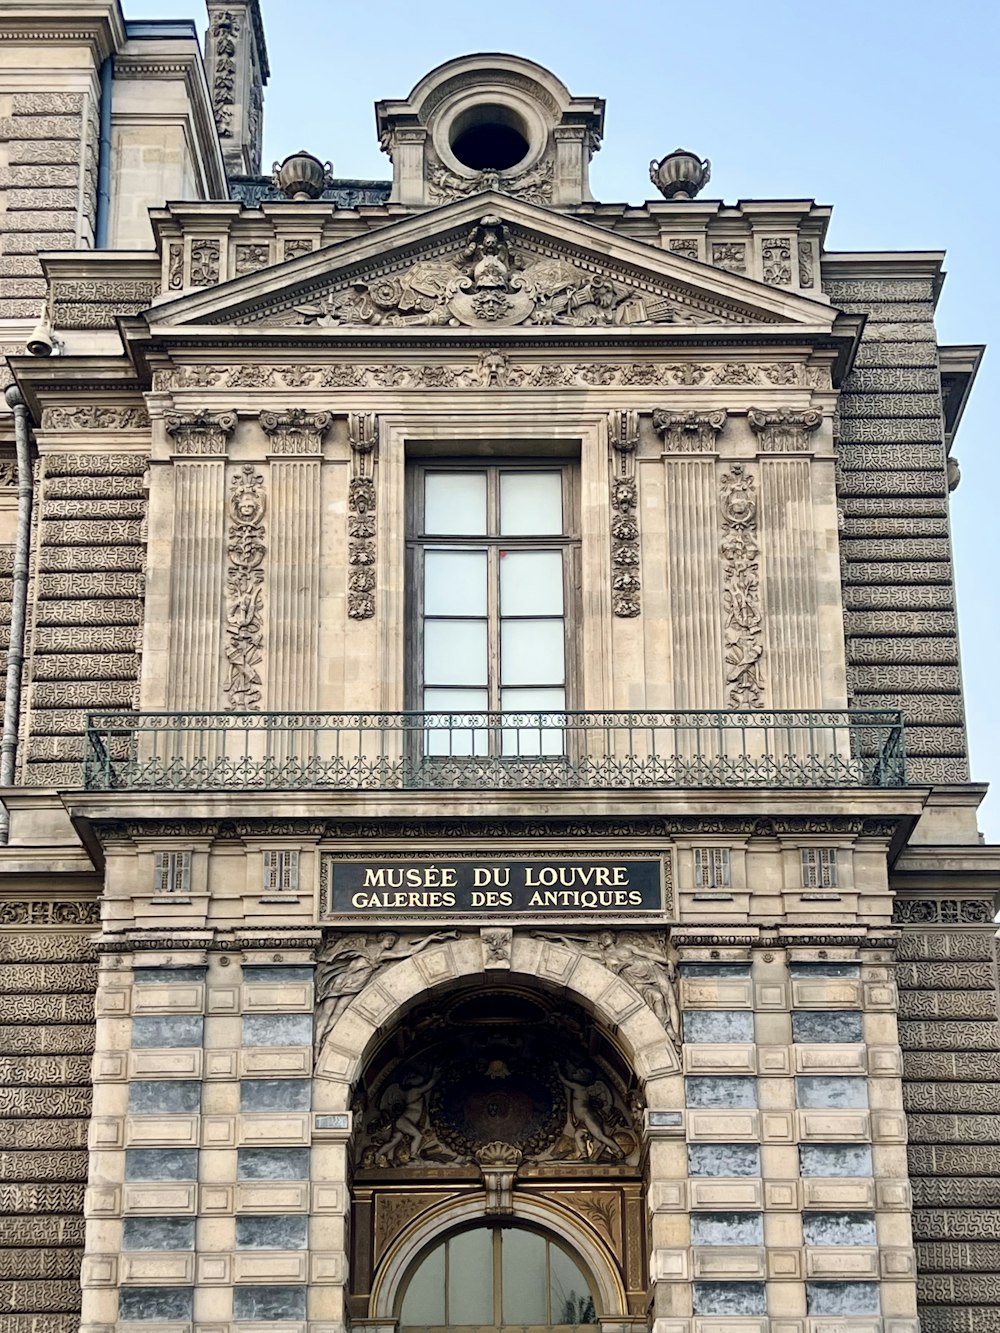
[0, 1, 126, 60]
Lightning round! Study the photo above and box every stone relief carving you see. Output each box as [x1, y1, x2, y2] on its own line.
[668, 238, 698, 260]
[354, 996, 640, 1170]
[190, 238, 221, 287]
[42, 405, 150, 431]
[427, 160, 554, 205]
[608, 409, 641, 617]
[235, 242, 270, 276]
[0, 901, 99, 927]
[748, 406, 822, 452]
[259, 407, 331, 455]
[761, 236, 793, 286]
[208, 8, 238, 137]
[248, 219, 761, 332]
[314, 931, 458, 1053]
[167, 243, 184, 290]
[712, 241, 746, 274]
[535, 930, 681, 1044]
[652, 408, 726, 452]
[893, 898, 995, 925]
[719, 464, 764, 707]
[283, 238, 314, 261]
[224, 465, 266, 710]
[155, 360, 825, 392]
[798, 241, 815, 288]
[347, 412, 378, 620]
[165, 410, 237, 455]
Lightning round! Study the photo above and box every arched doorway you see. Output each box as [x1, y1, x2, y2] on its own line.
[348, 985, 648, 1327]
[398, 1223, 598, 1331]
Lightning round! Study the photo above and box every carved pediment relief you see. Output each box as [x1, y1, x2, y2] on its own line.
[142, 194, 840, 337]
[250, 214, 757, 331]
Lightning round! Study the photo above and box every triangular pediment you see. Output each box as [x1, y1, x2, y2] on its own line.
[144, 193, 839, 336]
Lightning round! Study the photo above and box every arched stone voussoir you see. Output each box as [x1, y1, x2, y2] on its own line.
[314, 930, 682, 1100]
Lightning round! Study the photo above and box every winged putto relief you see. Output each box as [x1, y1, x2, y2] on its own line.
[277, 214, 729, 330]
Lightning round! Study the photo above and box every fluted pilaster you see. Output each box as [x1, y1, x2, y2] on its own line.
[759, 458, 822, 708]
[266, 458, 321, 710]
[664, 458, 724, 707]
[167, 461, 227, 708]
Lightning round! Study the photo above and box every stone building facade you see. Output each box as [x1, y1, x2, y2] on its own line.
[0, 7, 996, 1333]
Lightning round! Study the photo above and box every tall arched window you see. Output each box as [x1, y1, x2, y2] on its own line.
[399, 1224, 598, 1332]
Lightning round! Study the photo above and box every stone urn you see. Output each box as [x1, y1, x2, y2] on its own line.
[649, 149, 711, 200]
[271, 150, 332, 200]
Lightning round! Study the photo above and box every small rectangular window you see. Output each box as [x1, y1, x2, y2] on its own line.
[153, 850, 190, 896]
[694, 847, 730, 890]
[263, 849, 299, 894]
[801, 848, 838, 888]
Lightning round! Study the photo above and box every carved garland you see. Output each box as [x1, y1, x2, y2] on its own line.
[208, 9, 238, 138]
[608, 410, 640, 617]
[719, 464, 764, 708]
[224, 464, 266, 709]
[348, 412, 378, 620]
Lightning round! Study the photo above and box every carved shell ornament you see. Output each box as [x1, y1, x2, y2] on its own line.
[283, 215, 730, 331]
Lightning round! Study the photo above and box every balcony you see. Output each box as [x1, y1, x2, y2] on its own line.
[82, 709, 906, 792]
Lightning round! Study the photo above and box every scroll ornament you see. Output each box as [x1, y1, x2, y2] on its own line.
[719, 464, 764, 708]
[748, 407, 822, 453]
[652, 408, 726, 452]
[259, 407, 332, 455]
[224, 465, 266, 709]
[165, 410, 236, 456]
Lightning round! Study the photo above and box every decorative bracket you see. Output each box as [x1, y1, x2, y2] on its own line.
[476, 1141, 522, 1216]
[652, 408, 726, 452]
[608, 409, 641, 618]
[347, 412, 378, 620]
[748, 407, 822, 453]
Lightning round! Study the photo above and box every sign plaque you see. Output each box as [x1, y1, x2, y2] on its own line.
[321, 856, 665, 918]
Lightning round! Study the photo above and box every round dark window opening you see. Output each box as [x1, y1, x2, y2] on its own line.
[449, 103, 530, 172]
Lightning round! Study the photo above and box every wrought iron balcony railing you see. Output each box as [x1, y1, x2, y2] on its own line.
[82, 709, 906, 792]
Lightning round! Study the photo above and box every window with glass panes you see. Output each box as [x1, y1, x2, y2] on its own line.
[408, 465, 576, 755]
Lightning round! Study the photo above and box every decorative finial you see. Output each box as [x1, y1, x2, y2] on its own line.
[271, 150, 333, 201]
[649, 149, 711, 200]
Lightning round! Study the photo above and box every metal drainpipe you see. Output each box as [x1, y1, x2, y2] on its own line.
[0, 387, 34, 844]
[95, 54, 114, 248]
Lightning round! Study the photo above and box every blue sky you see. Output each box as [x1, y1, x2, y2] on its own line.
[128, 0, 1000, 839]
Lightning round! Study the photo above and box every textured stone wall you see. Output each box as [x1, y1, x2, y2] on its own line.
[0, 91, 97, 312]
[20, 449, 147, 788]
[895, 901, 1000, 1333]
[825, 274, 966, 784]
[0, 913, 98, 1332]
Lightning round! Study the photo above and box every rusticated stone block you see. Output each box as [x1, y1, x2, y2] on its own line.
[35, 598, 143, 626]
[0, 1055, 91, 1087]
[38, 547, 144, 573]
[835, 299, 936, 320]
[34, 626, 138, 654]
[838, 416, 944, 443]
[43, 475, 145, 500]
[853, 339, 939, 368]
[0, 1215, 84, 1247]
[843, 495, 949, 516]
[30, 681, 135, 709]
[908, 1144, 1000, 1175]
[0, 1278, 83, 1313]
[899, 1020, 1000, 1050]
[849, 637, 958, 664]
[907, 1113, 1000, 1143]
[0, 1182, 85, 1212]
[904, 1083, 1000, 1113]
[844, 538, 952, 563]
[844, 560, 952, 585]
[919, 1311, 1000, 1333]
[845, 611, 957, 638]
[42, 498, 145, 521]
[0, 993, 93, 1019]
[917, 1240, 1000, 1271]
[912, 1209, 1000, 1240]
[844, 584, 954, 611]
[0, 211, 77, 234]
[0, 300, 47, 319]
[0, 1087, 91, 1119]
[840, 392, 942, 418]
[0, 280, 47, 300]
[0, 1250, 82, 1281]
[0, 965, 97, 995]
[896, 933, 996, 964]
[825, 278, 937, 301]
[849, 664, 962, 692]
[900, 961, 997, 990]
[907, 756, 971, 782]
[899, 990, 999, 1020]
[44, 454, 146, 478]
[845, 366, 941, 391]
[38, 572, 144, 601]
[864, 321, 942, 341]
[40, 519, 143, 547]
[904, 1051, 1000, 1080]
[2, 231, 76, 254]
[0, 1120, 89, 1150]
[21, 763, 83, 787]
[0, 165, 80, 189]
[0, 1025, 94, 1055]
[10, 94, 84, 116]
[912, 1176, 1000, 1206]
[5, 189, 79, 212]
[32, 653, 139, 681]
